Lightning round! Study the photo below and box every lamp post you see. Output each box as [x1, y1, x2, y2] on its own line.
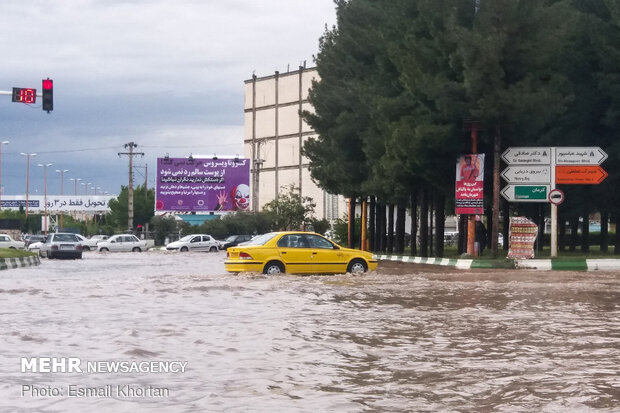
[20, 153, 37, 218]
[70, 178, 81, 195]
[56, 169, 68, 229]
[0, 141, 9, 212]
[38, 163, 52, 235]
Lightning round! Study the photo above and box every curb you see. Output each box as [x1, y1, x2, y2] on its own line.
[378, 255, 620, 271]
[0, 255, 41, 271]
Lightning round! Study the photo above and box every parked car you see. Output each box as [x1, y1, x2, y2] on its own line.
[39, 233, 83, 259]
[27, 236, 48, 252]
[25, 234, 46, 248]
[225, 231, 378, 275]
[0, 234, 26, 249]
[166, 234, 220, 252]
[97, 234, 147, 252]
[218, 234, 253, 250]
[75, 234, 99, 251]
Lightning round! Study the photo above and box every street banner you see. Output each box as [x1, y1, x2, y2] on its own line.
[507, 216, 538, 259]
[455, 154, 484, 215]
[0, 196, 114, 212]
[156, 157, 250, 213]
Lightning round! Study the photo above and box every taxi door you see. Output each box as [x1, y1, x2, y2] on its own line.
[305, 234, 348, 273]
[276, 234, 315, 274]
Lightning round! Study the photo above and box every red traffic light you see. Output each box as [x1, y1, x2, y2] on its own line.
[42, 78, 53, 112]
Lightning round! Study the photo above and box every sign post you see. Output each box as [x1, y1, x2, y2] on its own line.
[501, 146, 608, 258]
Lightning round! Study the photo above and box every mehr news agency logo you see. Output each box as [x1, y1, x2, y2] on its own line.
[20, 357, 188, 398]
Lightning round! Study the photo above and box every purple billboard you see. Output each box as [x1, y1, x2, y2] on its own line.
[156, 157, 250, 212]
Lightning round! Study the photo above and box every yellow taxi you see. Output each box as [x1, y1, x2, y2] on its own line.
[224, 231, 378, 275]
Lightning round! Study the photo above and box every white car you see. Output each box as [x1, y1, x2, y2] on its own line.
[75, 234, 100, 251]
[0, 234, 25, 249]
[97, 234, 148, 252]
[27, 238, 47, 251]
[166, 234, 220, 252]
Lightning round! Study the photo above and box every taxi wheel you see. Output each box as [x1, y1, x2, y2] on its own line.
[263, 261, 284, 275]
[347, 259, 367, 274]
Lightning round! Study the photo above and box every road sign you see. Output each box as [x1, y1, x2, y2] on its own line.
[555, 165, 608, 184]
[549, 189, 565, 205]
[501, 147, 551, 165]
[501, 166, 551, 184]
[501, 185, 550, 202]
[555, 147, 607, 165]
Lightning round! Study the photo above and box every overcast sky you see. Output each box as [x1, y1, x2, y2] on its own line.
[0, 0, 337, 196]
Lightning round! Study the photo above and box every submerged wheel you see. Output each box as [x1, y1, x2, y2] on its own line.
[209, 246, 218, 252]
[263, 261, 284, 275]
[180, 246, 188, 252]
[132, 247, 142, 252]
[347, 259, 368, 274]
[99, 247, 109, 252]
[82, 246, 90, 252]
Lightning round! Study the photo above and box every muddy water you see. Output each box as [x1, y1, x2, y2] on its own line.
[1, 252, 619, 412]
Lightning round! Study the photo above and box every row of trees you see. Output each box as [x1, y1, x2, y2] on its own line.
[302, 0, 620, 256]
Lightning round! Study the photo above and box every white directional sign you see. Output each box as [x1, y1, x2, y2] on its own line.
[555, 147, 608, 165]
[501, 147, 551, 165]
[501, 166, 551, 184]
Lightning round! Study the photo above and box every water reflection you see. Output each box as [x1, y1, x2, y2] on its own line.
[0, 253, 619, 412]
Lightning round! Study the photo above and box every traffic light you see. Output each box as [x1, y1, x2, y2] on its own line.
[42, 78, 53, 112]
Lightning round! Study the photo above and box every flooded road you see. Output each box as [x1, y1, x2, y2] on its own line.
[1, 252, 620, 412]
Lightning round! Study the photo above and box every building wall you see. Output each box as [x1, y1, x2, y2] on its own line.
[244, 67, 346, 223]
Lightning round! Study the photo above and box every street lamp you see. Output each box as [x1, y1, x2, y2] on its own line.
[82, 182, 91, 195]
[70, 178, 81, 196]
[20, 153, 37, 217]
[56, 169, 69, 194]
[56, 169, 68, 229]
[0, 140, 9, 212]
[38, 163, 52, 235]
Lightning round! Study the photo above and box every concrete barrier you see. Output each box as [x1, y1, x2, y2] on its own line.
[0, 255, 41, 270]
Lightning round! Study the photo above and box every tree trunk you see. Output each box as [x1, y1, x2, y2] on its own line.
[502, 199, 510, 251]
[615, 215, 620, 255]
[348, 197, 356, 248]
[369, 196, 376, 251]
[458, 215, 466, 254]
[581, 211, 590, 253]
[378, 203, 387, 252]
[559, 211, 566, 251]
[600, 210, 608, 253]
[429, 191, 434, 256]
[395, 205, 406, 254]
[569, 214, 579, 252]
[420, 186, 429, 257]
[435, 192, 445, 257]
[410, 190, 418, 256]
[387, 204, 395, 254]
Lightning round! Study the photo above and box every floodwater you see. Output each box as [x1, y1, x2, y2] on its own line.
[1, 252, 620, 412]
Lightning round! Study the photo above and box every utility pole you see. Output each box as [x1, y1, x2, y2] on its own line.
[118, 142, 144, 232]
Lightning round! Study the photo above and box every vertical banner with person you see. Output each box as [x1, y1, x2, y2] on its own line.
[455, 154, 485, 215]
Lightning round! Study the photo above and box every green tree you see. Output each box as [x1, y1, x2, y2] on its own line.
[262, 184, 316, 230]
[106, 185, 155, 231]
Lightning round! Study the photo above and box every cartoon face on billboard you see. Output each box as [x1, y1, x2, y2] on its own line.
[232, 184, 250, 210]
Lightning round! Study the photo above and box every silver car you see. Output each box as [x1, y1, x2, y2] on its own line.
[39, 233, 83, 259]
[166, 234, 220, 252]
[97, 234, 147, 252]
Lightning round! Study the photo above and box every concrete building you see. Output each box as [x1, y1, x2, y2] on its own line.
[244, 67, 346, 223]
